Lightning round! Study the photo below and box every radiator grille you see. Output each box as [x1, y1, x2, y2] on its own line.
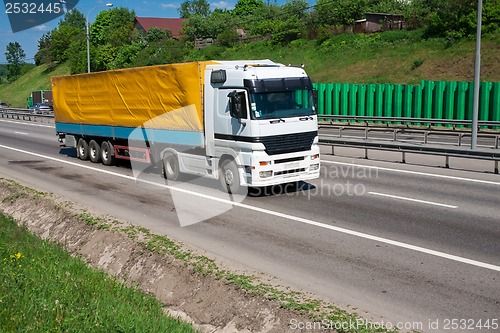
[260, 131, 317, 155]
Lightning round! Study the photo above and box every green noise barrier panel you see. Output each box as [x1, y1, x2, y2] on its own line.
[314, 80, 500, 129]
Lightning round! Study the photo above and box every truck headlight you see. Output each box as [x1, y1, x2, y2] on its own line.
[311, 154, 320, 160]
[259, 171, 273, 178]
[310, 164, 319, 171]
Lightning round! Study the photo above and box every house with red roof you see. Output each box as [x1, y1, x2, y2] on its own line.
[134, 17, 186, 39]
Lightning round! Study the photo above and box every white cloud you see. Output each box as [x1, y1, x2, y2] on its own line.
[33, 24, 50, 32]
[160, 3, 179, 9]
[210, 1, 233, 10]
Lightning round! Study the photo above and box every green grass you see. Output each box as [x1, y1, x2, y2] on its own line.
[0, 62, 70, 108]
[0, 213, 196, 333]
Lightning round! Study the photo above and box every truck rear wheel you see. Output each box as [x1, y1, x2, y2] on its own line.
[101, 141, 115, 166]
[77, 138, 89, 160]
[163, 154, 180, 181]
[89, 140, 101, 163]
[220, 159, 243, 195]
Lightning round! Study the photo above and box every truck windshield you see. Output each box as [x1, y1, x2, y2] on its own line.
[249, 90, 315, 120]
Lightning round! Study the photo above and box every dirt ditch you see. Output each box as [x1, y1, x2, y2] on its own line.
[0, 179, 329, 333]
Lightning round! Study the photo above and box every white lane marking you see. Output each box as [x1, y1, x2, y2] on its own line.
[368, 191, 458, 209]
[321, 160, 500, 186]
[14, 131, 29, 136]
[1, 143, 499, 273]
[0, 119, 54, 128]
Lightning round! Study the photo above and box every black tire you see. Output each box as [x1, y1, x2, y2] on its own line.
[100, 141, 115, 166]
[219, 159, 244, 195]
[77, 138, 89, 160]
[89, 140, 101, 163]
[163, 153, 180, 181]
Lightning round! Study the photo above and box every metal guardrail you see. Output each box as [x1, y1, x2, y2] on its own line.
[318, 115, 500, 129]
[320, 126, 500, 149]
[0, 108, 54, 123]
[319, 115, 500, 172]
[320, 137, 500, 174]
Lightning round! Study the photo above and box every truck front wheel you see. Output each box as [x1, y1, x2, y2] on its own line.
[220, 159, 243, 195]
[163, 154, 180, 181]
[77, 138, 89, 160]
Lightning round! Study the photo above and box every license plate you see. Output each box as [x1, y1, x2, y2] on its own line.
[285, 162, 300, 169]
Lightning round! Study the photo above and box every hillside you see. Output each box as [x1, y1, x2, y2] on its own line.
[0, 30, 499, 108]
[0, 63, 70, 108]
[207, 30, 500, 84]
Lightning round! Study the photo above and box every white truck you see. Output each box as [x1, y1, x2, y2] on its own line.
[52, 60, 320, 193]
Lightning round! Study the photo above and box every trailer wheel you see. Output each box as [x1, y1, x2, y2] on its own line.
[89, 140, 101, 163]
[101, 141, 115, 166]
[77, 138, 89, 160]
[220, 159, 243, 195]
[163, 154, 180, 181]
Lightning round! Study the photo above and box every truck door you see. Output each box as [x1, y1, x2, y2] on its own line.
[214, 88, 250, 143]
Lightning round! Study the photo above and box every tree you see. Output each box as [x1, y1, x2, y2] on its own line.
[179, 0, 211, 18]
[420, 0, 500, 38]
[131, 39, 190, 67]
[315, 0, 368, 26]
[146, 27, 173, 42]
[91, 7, 136, 47]
[89, 7, 136, 71]
[50, 24, 84, 62]
[181, 14, 213, 39]
[34, 32, 53, 66]
[233, 0, 265, 16]
[367, 0, 408, 14]
[60, 8, 86, 29]
[34, 9, 86, 68]
[4, 42, 26, 82]
[283, 0, 309, 20]
[483, 0, 500, 33]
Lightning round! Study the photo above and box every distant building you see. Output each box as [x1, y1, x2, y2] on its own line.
[134, 17, 185, 38]
[354, 13, 405, 33]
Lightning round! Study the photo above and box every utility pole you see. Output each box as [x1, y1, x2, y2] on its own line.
[471, 0, 483, 150]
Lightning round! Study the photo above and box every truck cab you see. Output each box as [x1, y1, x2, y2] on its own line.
[203, 60, 320, 193]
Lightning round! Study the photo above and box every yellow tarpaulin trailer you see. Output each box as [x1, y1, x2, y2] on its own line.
[52, 61, 215, 133]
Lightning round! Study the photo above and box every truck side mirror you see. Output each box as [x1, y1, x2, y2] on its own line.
[228, 90, 246, 119]
[312, 88, 318, 114]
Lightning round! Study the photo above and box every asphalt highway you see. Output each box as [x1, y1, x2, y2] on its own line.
[1, 118, 499, 332]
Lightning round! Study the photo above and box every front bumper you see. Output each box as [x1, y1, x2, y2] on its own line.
[245, 147, 320, 187]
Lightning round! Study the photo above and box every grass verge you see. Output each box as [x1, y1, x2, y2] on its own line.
[0, 212, 196, 333]
[1, 177, 397, 332]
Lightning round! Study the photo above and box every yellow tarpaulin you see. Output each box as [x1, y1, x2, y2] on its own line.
[51, 61, 216, 132]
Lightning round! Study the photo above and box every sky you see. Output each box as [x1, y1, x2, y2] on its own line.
[0, 0, 240, 64]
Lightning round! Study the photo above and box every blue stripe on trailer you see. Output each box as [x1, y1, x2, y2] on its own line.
[55, 122, 204, 146]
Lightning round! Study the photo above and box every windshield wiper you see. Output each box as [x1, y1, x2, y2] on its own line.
[299, 116, 314, 121]
[269, 118, 285, 124]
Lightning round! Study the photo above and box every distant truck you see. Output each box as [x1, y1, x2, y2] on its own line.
[52, 60, 320, 193]
[27, 90, 53, 108]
